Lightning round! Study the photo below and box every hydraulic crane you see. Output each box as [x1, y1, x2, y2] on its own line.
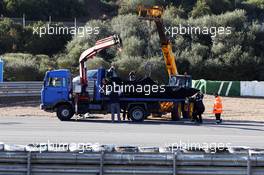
[79, 35, 122, 94]
[138, 6, 178, 78]
[137, 5, 193, 119]
[137, 5, 192, 87]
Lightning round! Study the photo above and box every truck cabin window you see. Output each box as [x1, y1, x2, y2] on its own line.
[48, 77, 66, 87]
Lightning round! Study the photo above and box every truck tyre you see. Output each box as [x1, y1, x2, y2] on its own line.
[128, 106, 145, 122]
[57, 105, 74, 121]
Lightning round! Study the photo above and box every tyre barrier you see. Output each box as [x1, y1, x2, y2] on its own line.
[0, 143, 263, 175]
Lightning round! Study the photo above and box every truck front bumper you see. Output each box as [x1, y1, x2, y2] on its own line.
[40, 104, 53, 112]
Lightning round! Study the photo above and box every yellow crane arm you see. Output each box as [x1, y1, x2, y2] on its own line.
[161, 43, 178, 76]
[137, 5, 178, 76]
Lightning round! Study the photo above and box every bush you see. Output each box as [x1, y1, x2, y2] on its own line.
[87, 57, 110, 70]
[191, 0, 211, 18]
[121, 36, 145, 57]
[1, 53, 53, 81]
[2, 53, 40, 81]
[112, 56, 143, 79]
[245, 0, 264, 9]
[111, 14, 148, 39]
[138, 56, 168, 84]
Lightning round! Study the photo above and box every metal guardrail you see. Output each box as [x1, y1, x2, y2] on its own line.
[0, 82, 42, 97]
[0, 17, 86, 27]
[0, 144, 263, 175]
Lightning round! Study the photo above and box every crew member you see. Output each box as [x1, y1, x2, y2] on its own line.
[183, 72, 190, 88]
[128, 71, 136, 81]
[192, 92, 205, 124]
[107, 65, 118, 79]
[109, 84, 121, 122]
[213, 93, 223, 124]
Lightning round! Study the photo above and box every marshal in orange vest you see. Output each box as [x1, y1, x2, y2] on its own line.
[213, 96, 223, 114]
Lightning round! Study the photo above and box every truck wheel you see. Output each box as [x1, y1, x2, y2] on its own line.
[57, 105, 74, 121]
[128, 106, 145, 122]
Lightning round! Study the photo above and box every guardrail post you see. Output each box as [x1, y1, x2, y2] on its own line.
[173, 151, 178, 175]
[100, 151, 105, 175]
[27, 152, 31, 175]
[247, 149, 252, 175]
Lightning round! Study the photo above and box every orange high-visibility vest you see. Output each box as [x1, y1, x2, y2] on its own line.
[213, 96, 223, 114]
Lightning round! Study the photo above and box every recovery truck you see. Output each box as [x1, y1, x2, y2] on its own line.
[40, 34, 198, 122]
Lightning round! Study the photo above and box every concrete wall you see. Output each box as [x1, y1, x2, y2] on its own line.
[241, 81, 264, 97]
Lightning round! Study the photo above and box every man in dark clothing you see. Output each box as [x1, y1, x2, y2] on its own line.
[192, 92, 205, 124]
[128, 71, 136, 81]
[107, 66, 118, 79]
[109, 86, 121, 122]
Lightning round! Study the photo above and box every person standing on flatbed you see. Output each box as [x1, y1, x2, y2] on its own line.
[213, 93, 223, 124]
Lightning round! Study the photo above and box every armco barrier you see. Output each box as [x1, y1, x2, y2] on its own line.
[0, 143, 263, 175]
[0, 82, 42, 97]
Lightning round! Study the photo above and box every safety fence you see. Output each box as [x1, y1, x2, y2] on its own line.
[0, 143, 263, 175]
[193, 80, 264, 97]
[0, 82, 42, 97]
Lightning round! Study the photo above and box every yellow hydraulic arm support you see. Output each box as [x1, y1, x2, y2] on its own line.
[137, 5, 178, 76]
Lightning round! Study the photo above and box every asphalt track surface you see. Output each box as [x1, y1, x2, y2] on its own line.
[0, 116, 263, 148]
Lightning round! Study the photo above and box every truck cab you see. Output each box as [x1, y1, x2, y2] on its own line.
[41, 69, 103, 121]
[41, 69, 74, 120]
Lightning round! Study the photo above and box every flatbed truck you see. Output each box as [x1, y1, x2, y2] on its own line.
[41, 68, 196, 122]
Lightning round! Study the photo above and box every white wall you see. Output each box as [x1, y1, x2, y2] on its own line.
[241, 81, 264, 97]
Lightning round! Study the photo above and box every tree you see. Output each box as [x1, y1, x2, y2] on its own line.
[22, 23, 71, 56]
[3, 0, 19, 15]
[0, 19, 71, 55]
[0, 18, 22, 54]
[205, 0, 233, 14]
[246, 0, 264, 9]
[191, 0, 211, 18]
[0, 1, 4, 15]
